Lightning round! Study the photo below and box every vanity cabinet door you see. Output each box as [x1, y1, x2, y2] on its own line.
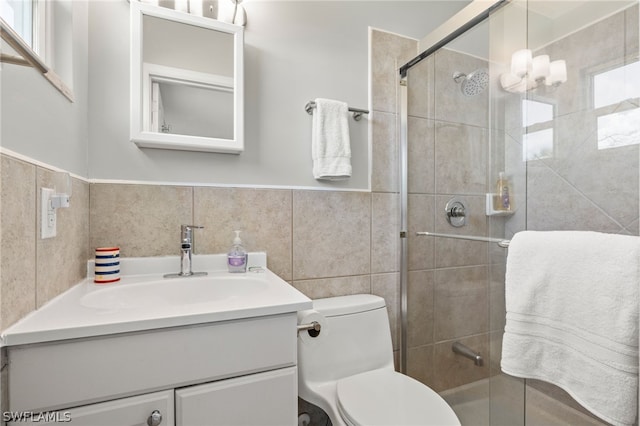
[8, 390, 175, 426]
[175, 367, 297, 426]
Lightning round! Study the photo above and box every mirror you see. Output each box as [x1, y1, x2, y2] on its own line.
[130, 1, 244, 153]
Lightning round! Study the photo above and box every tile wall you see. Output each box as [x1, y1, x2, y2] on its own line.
[402, 45, 497, 392]
[0, 155, 90, 330]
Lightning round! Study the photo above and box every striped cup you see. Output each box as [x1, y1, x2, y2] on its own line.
[94, 247, 120, 284]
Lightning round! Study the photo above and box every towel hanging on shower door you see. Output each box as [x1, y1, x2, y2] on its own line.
[501, 230, 639, 426]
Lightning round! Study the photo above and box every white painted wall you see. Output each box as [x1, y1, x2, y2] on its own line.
[88, 0, 470, 188]
[1, 1, 89, 177]
[1, 1, 470, 186]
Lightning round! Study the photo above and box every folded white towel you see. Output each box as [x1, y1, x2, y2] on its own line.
[312, 98, 352, 181]
[501, 230, 639, 426]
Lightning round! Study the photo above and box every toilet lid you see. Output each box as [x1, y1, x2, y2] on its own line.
[336, 369, 460, 426]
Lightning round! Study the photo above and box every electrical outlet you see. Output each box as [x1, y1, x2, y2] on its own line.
[41, 188, 56, 239]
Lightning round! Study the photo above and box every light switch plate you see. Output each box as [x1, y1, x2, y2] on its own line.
[41, 188, 56, 239]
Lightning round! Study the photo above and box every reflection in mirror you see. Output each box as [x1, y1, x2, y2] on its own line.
[131, 1, 243, 153]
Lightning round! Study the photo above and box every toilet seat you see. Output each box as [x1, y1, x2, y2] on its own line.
[336, 369, 460, 426]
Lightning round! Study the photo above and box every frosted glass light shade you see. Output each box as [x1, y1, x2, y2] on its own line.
[531, 55, 550, 82]
[189, 0, 203, 16]
[546, 60, 567, 86]
[500, 73, 526, 93]
[511, 49, 532, 78]
[174, 0, 189, 12]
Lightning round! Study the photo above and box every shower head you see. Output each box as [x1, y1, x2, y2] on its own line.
[453, 68, 489, 97]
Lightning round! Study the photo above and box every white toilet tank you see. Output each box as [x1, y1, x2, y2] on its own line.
[298, 294, 395, 387]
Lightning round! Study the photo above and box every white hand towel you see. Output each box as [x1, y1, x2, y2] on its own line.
[501, 230, 639, 426]
[312, 98, 352, 181]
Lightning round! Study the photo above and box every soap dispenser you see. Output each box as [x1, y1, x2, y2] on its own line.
[227, 230, 248, 273]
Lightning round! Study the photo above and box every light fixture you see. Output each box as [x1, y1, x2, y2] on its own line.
[546, 60, 567, 86]
[218, 0, 246, 26]
[501, 49, 566, 93]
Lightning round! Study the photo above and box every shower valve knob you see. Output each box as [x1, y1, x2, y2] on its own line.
[449, 206, 465, 217]
[445, 198, 467, 228]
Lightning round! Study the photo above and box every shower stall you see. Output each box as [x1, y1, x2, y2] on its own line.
[396, 0, 640, 425]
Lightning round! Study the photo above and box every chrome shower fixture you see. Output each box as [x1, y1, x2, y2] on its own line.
[452, 68, 489, 97]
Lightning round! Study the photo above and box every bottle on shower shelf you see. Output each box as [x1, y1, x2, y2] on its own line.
[495, 172, 511, 211]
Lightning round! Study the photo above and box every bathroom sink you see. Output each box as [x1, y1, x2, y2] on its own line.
[80, 275, 268, 310]
[0, 252, 311, 347]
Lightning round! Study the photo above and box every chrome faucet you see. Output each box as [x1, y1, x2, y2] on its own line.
[164, 225, 208, 278]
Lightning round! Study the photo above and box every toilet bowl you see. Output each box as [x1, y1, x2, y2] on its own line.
[297, 294, 460, 426]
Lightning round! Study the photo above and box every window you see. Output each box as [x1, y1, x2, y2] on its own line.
[593, 61, 640, 150]
[522, 99, 555, 161]
[0, 0, 74, 101]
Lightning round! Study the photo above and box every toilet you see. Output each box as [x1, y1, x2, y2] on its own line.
[297, 294, 460, 426]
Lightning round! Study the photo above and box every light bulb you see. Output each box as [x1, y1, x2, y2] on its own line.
[511, 49, 532, 79]
[546, 60, 567, 86]
[531, 55, 550, 82]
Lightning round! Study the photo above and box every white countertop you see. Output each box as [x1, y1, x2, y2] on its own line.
[1, 253, 311, 347]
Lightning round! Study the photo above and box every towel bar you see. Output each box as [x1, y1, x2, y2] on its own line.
[416, 231, 510, 248]
[305, 101, 369, 121]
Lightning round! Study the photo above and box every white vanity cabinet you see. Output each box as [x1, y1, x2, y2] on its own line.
[4, 313, 298, 426]
[176, 367, 297, 425]
[7, 390, 175, 426]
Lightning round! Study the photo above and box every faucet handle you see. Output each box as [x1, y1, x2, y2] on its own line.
[181, 225, 204, 243]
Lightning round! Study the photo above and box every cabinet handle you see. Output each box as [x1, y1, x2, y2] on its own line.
[147, 410, 163, 426]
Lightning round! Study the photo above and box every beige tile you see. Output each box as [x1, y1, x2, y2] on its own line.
[407, 270, 434, 348]
[293, 191, 370, 280]
[488, 374, 526, 426]
[194, 187, 292, 281]
[1, 156, 37, 331]
[407, 55, 434, 119]
[434, 266, 488, 341]
[526, 381, 606, 426]
[408, 117, 435, 195]
[371, 192, 398, 274]
[371, 29, 416, 114]
[90, 183, 193, 258]
[489, 263, 506, 333]
[433, 334, 490, 392]
[371, 111, 398, 193]
[434, 48, 489, 128]
[292, 275, 370, 300]
[407, 344, 435, 388]
[435, 122, 489, 195]
[371, 272, 400, 351]
[407, 194, 435, 271]
[489, 330, 503, 376]
[550, 108, 639, 230]
[36, 170, 90, 307]
[526, 162, 625, 233]
[434, 195, 488, 268]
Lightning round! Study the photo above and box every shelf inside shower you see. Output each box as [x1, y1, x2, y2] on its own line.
[485, 193, 516, 216]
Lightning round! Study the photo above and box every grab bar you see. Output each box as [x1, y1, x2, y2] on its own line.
[452, 341, 483, 366]
[416, 231, 510, 248]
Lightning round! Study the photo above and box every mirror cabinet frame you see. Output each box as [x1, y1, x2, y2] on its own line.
[130, 1, 244, 153]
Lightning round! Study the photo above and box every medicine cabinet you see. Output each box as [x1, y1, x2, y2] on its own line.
[130, 1, 244, 153]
